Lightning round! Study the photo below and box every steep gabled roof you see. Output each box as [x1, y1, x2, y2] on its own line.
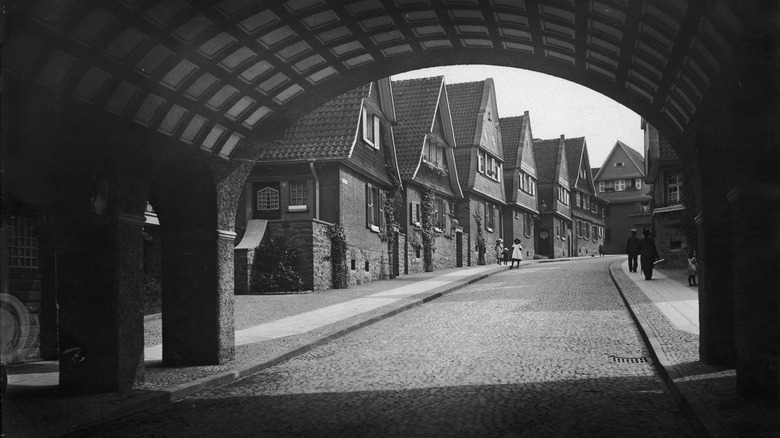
[392, 76, 462, 197]
[501, 115, 524, 168]
[392, 76, 444, 180]
[564, 137, 586, 185]
[446, 81, 486, 149]
[594, 140, 645, 180]
[256, 83, 370, 161]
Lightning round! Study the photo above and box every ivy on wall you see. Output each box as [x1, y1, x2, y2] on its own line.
[328, 223, 348, 289]
[473, 204, 486, 264]
[421, 185, 436, 272]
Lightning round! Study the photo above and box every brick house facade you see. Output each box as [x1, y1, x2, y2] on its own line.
[392, 76, 466, 273]
[564, 137, 607, 257]
[235, 79, 404, 291]
[594, 140, 652, 255]
[500, 112, 539, 259]
[533, 136, 573, 259]
[447, 79, 507, 265]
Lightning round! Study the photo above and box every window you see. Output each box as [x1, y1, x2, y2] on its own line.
[523, 212, 532, 237]
[615, 179, 626, 191]
[579, 167, 587, 179]
[599, 181, 605, 192]
[585, 222, 591, 239]
[519, 171, 526, 191]
[592, 225, 598, 241]
[435, 197, 446, 231]
[529, 179, 536, 196]
[584, 195, 590, 211]
[478, 151, 486, 173]
[362, 110, 380, 149]
[635, 178, 642, 189]
[288, 181, 307, 211]
[424, 139, 445, 166]
[8, 216, 38, 268]
[485, 202, 495, 231]
[614, 161, 625, 167]
[257, 187, 280, 210]
[575, 192, 582, 207]
[410, 201, 421, 226]
[591, 201, 598, 214]
[667, 173, 684, 203]
[576, 220, 582, 238]
[556, 223, 560, 238]
[557, 185, 569, 205]
[366, 184, 381, 231]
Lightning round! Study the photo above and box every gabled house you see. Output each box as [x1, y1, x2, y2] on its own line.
[594, 140, 652, 254]
[533, 135, 573, 259]
[564, 137, 607, 257]
[235, 78, 402, 292]
[391, 76, 466, 273]
[446, 79, 507, 265]
[643, 120, 690, 265]
[500, 111, 539, 259]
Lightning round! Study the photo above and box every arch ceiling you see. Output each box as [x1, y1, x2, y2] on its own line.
[2, 0, 746, 159]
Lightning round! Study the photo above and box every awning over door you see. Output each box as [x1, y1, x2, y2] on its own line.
[235, 220, 268, 250]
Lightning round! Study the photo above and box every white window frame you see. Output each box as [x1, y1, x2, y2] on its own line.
[599, 181, 605, 192]
[362, 110, 380, 149]
[288, 181, 308, 211]
[615, 179, 626, 191]
[635, 178, 642, 189]
[257, 187, 280, 211]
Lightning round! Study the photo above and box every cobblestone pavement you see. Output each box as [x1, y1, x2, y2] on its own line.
[69, 258, 695, 437]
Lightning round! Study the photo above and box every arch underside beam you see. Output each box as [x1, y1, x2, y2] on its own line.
[2, 0, 747, 157]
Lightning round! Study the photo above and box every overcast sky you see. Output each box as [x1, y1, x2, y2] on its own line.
[391, 65, 645, 169]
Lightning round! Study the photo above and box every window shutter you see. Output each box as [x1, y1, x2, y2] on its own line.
[366, 184, 373, 228]
[379, 190, 386, 230]
[410, 202, 414, 225]
[374, 116, 381, 149]
[362, 109, 368, 143]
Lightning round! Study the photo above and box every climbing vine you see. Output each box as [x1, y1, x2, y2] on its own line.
[250, 236, 304, 293]
[328, 223, 348, 289]
[473, 204, 486, 264]
[421, 185, 436, 271]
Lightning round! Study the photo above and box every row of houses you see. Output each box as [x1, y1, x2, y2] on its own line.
[231, 76, 608, 293]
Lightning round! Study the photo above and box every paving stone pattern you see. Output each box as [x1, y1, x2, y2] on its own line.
[70, 258, 695, 437]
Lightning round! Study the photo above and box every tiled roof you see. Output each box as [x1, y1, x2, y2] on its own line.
[592, 167, 600, 177]
[623, 142, 646, 168]
[391, 76, 444, 180]
[255, 83, 370, 161]
[533, 138, 561, 186]
[500, 115, 524, 168]
[453, 146, 473, 190]
[564, 137, 586, 184]
[446, 81, 485, 148]
[659, 133, 679, 161]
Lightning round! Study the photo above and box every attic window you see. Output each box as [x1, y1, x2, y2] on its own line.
[614, 161, 625, 167]
[362, 109, 381, 149]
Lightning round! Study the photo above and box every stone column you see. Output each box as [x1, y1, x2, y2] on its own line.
[57, 211, 145, 393]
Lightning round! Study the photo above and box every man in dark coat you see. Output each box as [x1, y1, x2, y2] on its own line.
[625, 229, 640, 272]
[638, 229, 660, 280]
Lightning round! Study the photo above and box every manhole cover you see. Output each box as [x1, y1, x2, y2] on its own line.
[609, 355, 651, 364]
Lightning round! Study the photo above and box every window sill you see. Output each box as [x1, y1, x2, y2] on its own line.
[434, 227, 443, 234]
[370, 224, 380, 233]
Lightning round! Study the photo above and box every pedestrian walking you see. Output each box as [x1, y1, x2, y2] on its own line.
[686, 250, 698, 286]
[510, 238, 523, 269]
[638, 229, 660, 280]
[598, 244, 605, 257]
[625, 229, 640, 272]
[495, 239, 504, 265]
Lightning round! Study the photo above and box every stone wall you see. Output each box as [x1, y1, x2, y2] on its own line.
[311, 220, 333, 291]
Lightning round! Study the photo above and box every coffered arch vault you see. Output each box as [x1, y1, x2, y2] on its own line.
[2, 0, 748, 157]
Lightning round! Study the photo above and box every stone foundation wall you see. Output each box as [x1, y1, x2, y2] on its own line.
[312, 220, 333, 291]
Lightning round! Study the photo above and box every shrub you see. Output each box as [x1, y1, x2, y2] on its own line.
[250, 236, 304, 293]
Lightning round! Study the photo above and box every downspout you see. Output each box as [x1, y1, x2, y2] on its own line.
[309, 162, 320, 220]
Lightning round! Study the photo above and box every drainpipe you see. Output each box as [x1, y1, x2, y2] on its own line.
[309, 162, 320, 220]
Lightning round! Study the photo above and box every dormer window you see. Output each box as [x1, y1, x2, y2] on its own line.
[363, 109, 381, 149]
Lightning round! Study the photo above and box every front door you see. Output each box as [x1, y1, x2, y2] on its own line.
[538, 229, 551, 258]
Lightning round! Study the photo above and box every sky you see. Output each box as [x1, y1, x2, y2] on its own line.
[391, 65, 645, 170]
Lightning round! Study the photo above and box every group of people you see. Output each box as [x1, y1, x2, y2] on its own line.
[625, 228, 698, 285]
[494, 238, 524, 269]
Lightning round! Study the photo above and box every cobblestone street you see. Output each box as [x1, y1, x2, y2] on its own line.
[70, 258, 695, 437]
